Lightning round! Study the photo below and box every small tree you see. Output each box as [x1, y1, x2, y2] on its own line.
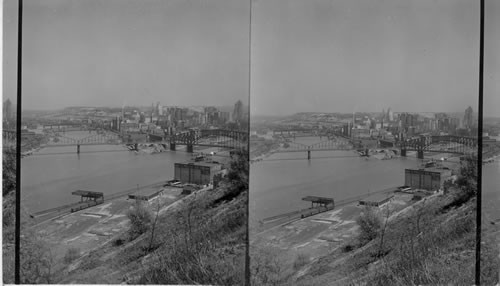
[148, 199, 162, 251]
[455, 155, 477, 196]
[378, 205, 392, 256]
[357, 206, 382, 245]
[20, 230, 55, 284]
[63, 247, 80, 264]
[127, 201, 152, 240]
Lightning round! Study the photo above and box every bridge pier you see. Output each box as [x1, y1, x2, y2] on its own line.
[187, 144, 194, 153]
[134, 143, 138, 151]
[417, 150, 424, 159]
[170, 143, 176, 151]
[307, 150, 311, 160]
[400, 149, 406, 157]
[77, 144, 80, 154]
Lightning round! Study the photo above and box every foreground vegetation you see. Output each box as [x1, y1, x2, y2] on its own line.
[55, 151, 248, 285]
[133, 151, 248, 284]
[3, 146, 16, 283]
[3, 146, 58, 284]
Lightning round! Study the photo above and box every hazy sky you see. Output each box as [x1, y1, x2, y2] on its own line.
[251, 0, 482, 116]
[485, 0, 500, 118]
[3, 0, 498, 116]
[3, 0, 250, 110]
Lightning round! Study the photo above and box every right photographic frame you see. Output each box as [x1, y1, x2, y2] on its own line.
[249, 0, 498, 285]
[482, 0, 500, 284]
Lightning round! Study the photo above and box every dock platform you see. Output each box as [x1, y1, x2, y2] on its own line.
[72, 190, 104, 202]
[71, 190, 104, 213]
[302, 196, 335, 208]
[359, 193, 394, 207]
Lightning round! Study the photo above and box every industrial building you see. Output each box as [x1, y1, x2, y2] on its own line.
[359, 193, 394, 207]
[174, 161, 224, 185]
[404, 167, 452, 191]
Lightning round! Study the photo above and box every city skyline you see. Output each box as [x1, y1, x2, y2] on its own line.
[3, 0, 250, 110]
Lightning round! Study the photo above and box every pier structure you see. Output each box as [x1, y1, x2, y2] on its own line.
[72, 190, 104, 202]
[70, 190, 104, 213]
[302, 196, 335, 208]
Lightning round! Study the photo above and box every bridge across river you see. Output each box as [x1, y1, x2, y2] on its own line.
[41, 128, 247, 153]
[400, 135, 477, 159]
[270, 129, 477, 160]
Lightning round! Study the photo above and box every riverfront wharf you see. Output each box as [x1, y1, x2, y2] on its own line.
[259, 187, 399, 226]
[29, 181, 167, 223]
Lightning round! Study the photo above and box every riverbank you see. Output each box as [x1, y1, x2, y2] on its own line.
[250, 137, 280, 161]
[251, 191, 417, 283]
[27, 183, 189, 283]
[251, 186, 495, 285]
[44, 175, 246, 284]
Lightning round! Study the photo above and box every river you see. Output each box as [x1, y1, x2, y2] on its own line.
[249, 134, 499, 225]
[21, 131, 192, 213]
[249, 136, 426, 224]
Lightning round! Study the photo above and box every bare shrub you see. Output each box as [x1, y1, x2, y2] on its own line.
[127, 201, 152, 240]
[251, 245, 294, 286]
[293, 252, 310, 270]
[63, 247, 81, 264]
[341, 243, 355, 253]
[113, 237, 125, 246]
[356, 206, 382, 245]
[134, 171, 247, 285]
[19, 230, 55, 284]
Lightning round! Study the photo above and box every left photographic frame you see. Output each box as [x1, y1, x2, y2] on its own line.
[2, 0, 250, 284]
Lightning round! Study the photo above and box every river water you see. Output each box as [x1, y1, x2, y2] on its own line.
[21, 131, 192, 213]
[21, 131, 499, 222]
[249, 136, 425, 223]
[250, 134, 499, 224]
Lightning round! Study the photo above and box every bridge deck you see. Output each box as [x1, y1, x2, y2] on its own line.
[276, 147, 353, 153]
[44, 142, 124, 147]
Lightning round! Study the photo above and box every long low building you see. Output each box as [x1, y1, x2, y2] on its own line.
[404, 167, 452, 191]
[174, 161, 224, 185]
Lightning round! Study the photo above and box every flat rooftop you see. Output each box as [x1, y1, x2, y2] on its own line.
[405, 167, 452, 174]
[175, 161, 221, 167]
[72, 190, 104, 198]
[302, 196, 334, 204]
[360, 193, 394, 203]
[131, 186, 179, 197]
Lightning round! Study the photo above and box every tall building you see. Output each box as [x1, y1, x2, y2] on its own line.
[232, 100, 243, 124]
[3, 99, 12, 121]
[463, 106, 473, 129]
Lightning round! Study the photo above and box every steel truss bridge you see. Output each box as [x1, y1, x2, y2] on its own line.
[276, 138, 352, 153]
[168, 129, 248, 152]
[45, 132, 123, 147]
[275, 135, 353, 159]
[41, 128, 247, 153]
[270, 127, 477, 160]
[399, 135, 477, 159]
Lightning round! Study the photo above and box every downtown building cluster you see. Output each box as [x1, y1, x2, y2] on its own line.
[104, 100, 247, 135]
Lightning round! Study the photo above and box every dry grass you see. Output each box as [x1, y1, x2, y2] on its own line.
[287, 186, 494, 286]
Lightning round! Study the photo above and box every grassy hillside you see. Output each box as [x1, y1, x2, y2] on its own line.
[56, 152, 248, 285]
